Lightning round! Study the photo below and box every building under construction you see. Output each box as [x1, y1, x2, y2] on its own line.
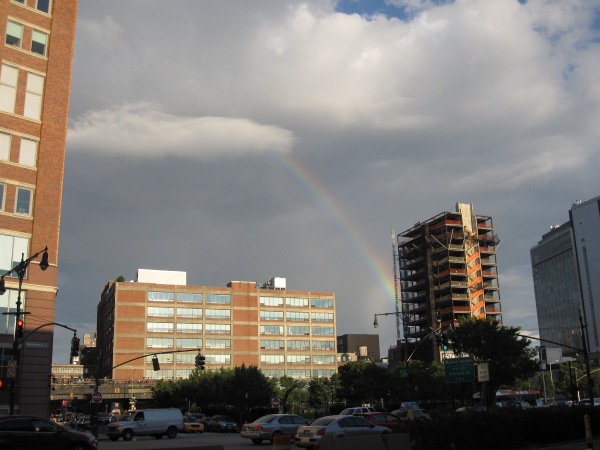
[395, 203, 502, 362]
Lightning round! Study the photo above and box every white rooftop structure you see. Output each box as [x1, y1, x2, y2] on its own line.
[136, 269, 187, 285]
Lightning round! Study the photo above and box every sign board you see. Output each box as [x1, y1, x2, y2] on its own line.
[92, 391, 103, 403]
[444, 357, 476, 383]
[7, 360, 16, 378]
[271, 398, 281, 408]
[23, 341, 50, 349]
[477, 363, 490, 382]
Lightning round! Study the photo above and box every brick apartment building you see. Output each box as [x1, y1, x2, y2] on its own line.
[0, 0, 78, 415]
[96, 270, 338, 380]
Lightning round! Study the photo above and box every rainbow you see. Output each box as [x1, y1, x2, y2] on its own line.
[271, 152, 397, 308]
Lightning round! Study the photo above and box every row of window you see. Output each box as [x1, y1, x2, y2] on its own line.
[260, 354, 335, 364]
[147, 307, 333, 323]
[0, 181, 34, 215]
[146, 292, 333, 308]
[145, 324, 335, 337]
[6, 20, 48, 56]
[144, 368, 336, 380]
[0, 132, 38, 167]
[0, 234, 29, 274]
[13, 0, 52, 14]
[260, 311, 334, 322]
[259, 297, 334, 309]
[260, 340, 335, 351]
[0, 64, 44, 120]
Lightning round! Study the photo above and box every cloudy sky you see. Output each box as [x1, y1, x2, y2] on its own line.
[52, 0, 600, 363]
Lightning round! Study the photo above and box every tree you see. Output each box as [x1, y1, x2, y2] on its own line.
[115, 275, 126, 282]
[454, 317, 538, 403]
[337, 361, 389, 406]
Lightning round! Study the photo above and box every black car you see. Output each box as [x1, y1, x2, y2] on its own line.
[0, 415, 97, 450]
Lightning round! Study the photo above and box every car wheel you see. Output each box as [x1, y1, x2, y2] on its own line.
[122, 429, 134, 441]
[166, 426, 178, 439]
[252, 438, 263, 444]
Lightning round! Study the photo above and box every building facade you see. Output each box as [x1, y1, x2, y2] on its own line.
[96, 271, 338, 380]
[0, 0, 77, 415]
[396, 202, 502, 361]
[531, 196, 600, 357]
[336, 334, 380, 362]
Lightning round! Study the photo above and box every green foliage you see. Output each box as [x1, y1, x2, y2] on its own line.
[455, 317, 538, 400]
[115, 275, 126, 282]
[337, 361, 389, 405]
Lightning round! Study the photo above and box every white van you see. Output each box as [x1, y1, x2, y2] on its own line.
[106, 409, 183, 441]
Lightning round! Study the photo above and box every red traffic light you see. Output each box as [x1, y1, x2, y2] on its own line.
[16, 319, 24, 337]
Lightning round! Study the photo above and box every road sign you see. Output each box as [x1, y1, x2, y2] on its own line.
[91, 391, 103, 403]
[271, 398, 281, 408]
[444, 357, 476, 383]
[477, 363, 490, 382]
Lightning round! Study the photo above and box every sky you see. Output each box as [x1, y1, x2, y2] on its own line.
[52, 0, 600, 363]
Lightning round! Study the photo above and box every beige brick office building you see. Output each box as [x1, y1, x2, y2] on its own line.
[0, 0, 78, 415]
[97, 270, 338, 380]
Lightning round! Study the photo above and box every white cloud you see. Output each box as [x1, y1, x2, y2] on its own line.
[68, 103, 295, 159]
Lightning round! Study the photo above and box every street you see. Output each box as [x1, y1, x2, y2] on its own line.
[96, 430, 271, 450]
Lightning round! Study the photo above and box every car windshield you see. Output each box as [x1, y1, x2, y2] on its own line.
[254, 415, 277, 423]
[119, 412, 134, 421]
[311, 417, 336, 426]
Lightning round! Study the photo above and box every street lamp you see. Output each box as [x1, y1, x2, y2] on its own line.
[0, 246, 50, 415]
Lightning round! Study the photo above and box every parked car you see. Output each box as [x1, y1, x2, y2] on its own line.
[0, 415, 98, 450]
[295, 414, 390, 449]
[391, 409, 432, 421]
[207, 415, 237, 433]
[241, 413, 310, 444]
[355, 412, 407, 434]
[339, 406, 376, 415]
[182, 416, 205, 433]
[97, 413, 112, 425]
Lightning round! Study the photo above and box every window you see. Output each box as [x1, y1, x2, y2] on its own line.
[311, 312, 334, 322]
[148, 291, 174, 302]
[260, 339, 284, 350]
[260, 296, 283, 306]
[260, 325, 283, 335]
[147, 307, 174, 317]
[313, 369, 335, 378]
[31, 30, 47, 56]
[286, 297, 308, 307]
[260, 354, 285, 364]
[205, 323, 230, 334]
[287, 354, 310, 364]
[176, 338, 202, 348]
[287, 326, 310, 336]
[177, 293, 202, 303]
[0, 234, 28, 272]
[176, 353, 194, 364]
[0, 133, 10, 160]
[36, 0, 51, 13]
[0, 288, 23, 335]
[148, 354, 172, 364]
[205, 309, 230, 319]
[24, 73, 44, 120]
[312, 340, 335, 351]
[206, 294, 230, 304]
[205, 339, 231, 349]
[176, 369, 193, 379]
[287, 369, 310, 379]
[260, 310, 283, 321]
[206, 354, 230, 364]
[146, 337, 173, 348]
[261, 369, 284, 378]
[15, 187, 32, 215]
[312, 326, 334, 336]
[312, 355, 335, 364]
[5, 21, 23, 47]
[0, 65, 18, 113]
[0, 183, 4, 211]
[14, 0, 25, 4]
[311, 298, 334, 308]
[176, 308, 202, 318]
[176, 323, 202, 333]
[287, 340, 310, 350]
[146, 369, 173, 379]
[19, 138, 37, 167]
[147, 322, 173, 333]
[286, 311, 309, 321]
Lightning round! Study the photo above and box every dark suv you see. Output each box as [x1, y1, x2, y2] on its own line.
[0, 415, 97, 450]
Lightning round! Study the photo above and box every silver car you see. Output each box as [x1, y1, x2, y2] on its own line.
[295, 415, 390, 449]
[240, 413, 309, 444]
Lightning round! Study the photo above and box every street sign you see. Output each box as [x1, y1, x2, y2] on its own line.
[477, 363, 490, 382]
[444, 357, 476, 383]
[271, 398, 281, 408]
[91, 391, 102, 403]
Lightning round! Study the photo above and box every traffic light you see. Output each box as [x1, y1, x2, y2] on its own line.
[152, 355, 160, 371]
[434, 333, 442, 346]
[70, 336, 80, 357]
[16, 319, 24, 338]
[452, 337, 461, 355]
[195, 354, 206, 370]
[441, 334, 450, 352]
